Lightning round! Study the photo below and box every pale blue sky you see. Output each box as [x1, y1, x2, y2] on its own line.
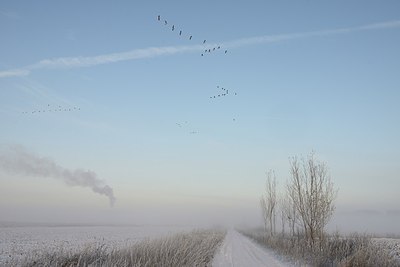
[1, 1, 399, 232]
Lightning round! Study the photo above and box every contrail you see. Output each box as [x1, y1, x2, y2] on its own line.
[0, 69, 30, 78]
[0, 145, 116, 206]
[222, 20, 400, 49]
[0, 20, 399, 78]
[0, 44, 205, 78]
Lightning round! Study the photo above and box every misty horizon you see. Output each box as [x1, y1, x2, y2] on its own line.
[1, 0, 400, 243]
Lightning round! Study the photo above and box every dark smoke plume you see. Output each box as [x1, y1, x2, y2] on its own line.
[0, 145, 116, 206]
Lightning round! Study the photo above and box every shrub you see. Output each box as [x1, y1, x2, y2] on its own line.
[240, 229, 399, 267]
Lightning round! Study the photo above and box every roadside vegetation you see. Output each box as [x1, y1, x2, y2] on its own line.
[241, 228, 399, 266]
[246, 152, 399, 266]
[19, 229, 225, 267]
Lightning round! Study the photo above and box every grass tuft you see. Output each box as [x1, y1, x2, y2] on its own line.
[19, 229, 225, 267]
[240, 229, 400, 267]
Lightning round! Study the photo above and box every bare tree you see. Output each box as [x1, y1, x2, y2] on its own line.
[281, 192, 297, 237]
[287, 153, 337, 247]
[260, 170, 277, 236]
[279, 197, 286, 236]
[260, 197, 268, 233]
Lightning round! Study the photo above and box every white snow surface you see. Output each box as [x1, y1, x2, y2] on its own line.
[0, 225, 193, 266]
[372, 238, 400, 263]
[212, 229, 290, 267]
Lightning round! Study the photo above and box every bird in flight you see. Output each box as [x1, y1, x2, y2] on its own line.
[164, 20, 168, 25]
[157, 15, 160, 21]
[189, 35, 192, 40]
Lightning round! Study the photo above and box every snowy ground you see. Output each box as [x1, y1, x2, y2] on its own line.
[0, 224, 193, 266]
[4, 225, 397, 267]
[372, 237, 400, 263]
[213, 229, 291, 267]
[212, 231, 400, 266]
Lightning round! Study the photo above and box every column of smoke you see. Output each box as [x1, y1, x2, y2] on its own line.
[0, 145, 116, 207]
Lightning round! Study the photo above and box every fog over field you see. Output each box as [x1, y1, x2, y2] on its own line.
[1, 1, 400, 266]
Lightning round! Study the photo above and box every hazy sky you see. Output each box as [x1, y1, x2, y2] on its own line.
[1, 1, 399, 233]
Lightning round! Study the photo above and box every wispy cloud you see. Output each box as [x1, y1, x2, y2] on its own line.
[1, 20, 399, 78]
[222, 20, 400, 49]
[16, 76, 74, 107]
[0, 10, 21, 20]
[0, 69, 30, 78]
[0, 44, 205, 78]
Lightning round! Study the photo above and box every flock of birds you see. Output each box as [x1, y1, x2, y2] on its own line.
[176, 121, 199, 134]
[174, 83, 239, 133]
[210, 85, 238, 99]
[157, 14, 239, 134]
[157, 15, 228, 56]
[19, 16, 237, 136]
[21, 105, 80, 114]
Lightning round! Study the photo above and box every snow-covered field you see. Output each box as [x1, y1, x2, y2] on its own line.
[0, 224, 193, 266]
[2, 224, 399, 266]
[372, 238, 400, 263]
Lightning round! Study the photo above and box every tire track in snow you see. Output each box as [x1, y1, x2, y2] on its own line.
[213, 229, 290, 267]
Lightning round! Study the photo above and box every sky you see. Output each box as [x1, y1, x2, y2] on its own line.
[0, 1, 400, 233]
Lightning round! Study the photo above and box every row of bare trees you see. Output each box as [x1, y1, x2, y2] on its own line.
[260, 153, 337, 248]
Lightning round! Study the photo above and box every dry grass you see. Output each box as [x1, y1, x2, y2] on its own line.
[240, 228, 400, 267]
[18, 229, 225, 267]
